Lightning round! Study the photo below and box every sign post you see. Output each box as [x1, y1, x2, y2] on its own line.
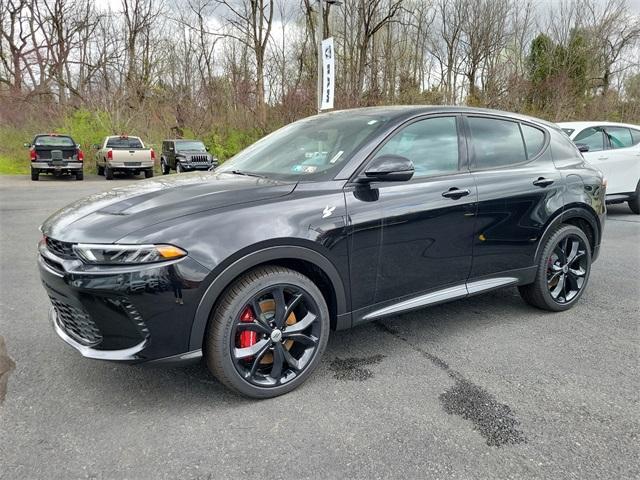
[320, 37, 334, 111]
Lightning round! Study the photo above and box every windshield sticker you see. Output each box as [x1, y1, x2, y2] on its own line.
[329, 151, 344, 164]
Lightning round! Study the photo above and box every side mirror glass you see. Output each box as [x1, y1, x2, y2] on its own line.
[92, 144, 100, 149]
[575, 143, 589, 153]
[361, 154, 414, 182]
[23, 142, 31, 148]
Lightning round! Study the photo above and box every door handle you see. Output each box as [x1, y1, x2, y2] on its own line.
[597, 156, 608, 160]
[533, 177, 554, 188]
[442, 187, 470, 199]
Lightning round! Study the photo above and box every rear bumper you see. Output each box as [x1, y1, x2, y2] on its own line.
[107, 162, 154, 169]
[32, 161, 82, 170]
[38, 245, 212, 363]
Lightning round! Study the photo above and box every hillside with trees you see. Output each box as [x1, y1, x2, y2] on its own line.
[1, 0, 639, 173]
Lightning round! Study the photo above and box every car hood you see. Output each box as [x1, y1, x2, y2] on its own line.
[41, 172, 296, 243]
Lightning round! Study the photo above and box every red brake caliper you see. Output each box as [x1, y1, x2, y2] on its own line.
[238, 306, 258, 350]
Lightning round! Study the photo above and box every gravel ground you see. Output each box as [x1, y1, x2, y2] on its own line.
[0, 174, 638, 480]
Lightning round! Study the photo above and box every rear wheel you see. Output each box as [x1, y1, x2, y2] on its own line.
[145, 169, 154, 178]
[97, 165, 104, 176]
[75, 171, 84, 181]
[519, 225, 591, 311]
[628, 181, 640, 214]
[31, 169, 39, 181]
[105, 166, 114, 180]
[206, 266, 329, 398]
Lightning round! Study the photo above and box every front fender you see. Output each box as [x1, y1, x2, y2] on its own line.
[188, 244, 349, 351]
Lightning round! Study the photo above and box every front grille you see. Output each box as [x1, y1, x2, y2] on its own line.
[191, 155, 209, 164]
[50, 296, 102, 346]
[46, 237, 76, 259]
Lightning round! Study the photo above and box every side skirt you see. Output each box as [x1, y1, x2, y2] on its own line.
[353, 267, 536, 325]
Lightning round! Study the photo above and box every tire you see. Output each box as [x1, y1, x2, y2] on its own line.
[518, 225, 592, 312]
[205, 266, 330, 398]
[161, 159, 170, 175]
[105, 166, 114, 180]
[97, 165, 104, 176]
[31, 169, 39, 181]
[75, 171, 83, 180]
[176, 162, 183, 174]
[628, 181, 640, 214]
[145, 169, 154, 178]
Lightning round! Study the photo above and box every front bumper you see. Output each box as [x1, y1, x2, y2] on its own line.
[39, 241, 211, 363]
[180, 163, 213, 171]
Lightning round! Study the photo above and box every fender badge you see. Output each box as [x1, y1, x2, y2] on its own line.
[322, 205, 336, 218]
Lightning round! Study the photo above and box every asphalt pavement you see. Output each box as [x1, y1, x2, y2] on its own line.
[0, 174, 638, 480]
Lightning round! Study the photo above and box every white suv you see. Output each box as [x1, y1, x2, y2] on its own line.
[558, 121, 640, 214]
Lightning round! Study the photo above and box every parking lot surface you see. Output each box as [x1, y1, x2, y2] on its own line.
[1, 174, 638, 479]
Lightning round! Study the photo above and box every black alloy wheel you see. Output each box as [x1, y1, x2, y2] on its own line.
[519, 224, 592, 311]
[206, 266, 329, 398]
[546, 234, 588, 304]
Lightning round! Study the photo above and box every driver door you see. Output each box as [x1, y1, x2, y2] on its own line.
[346, 115, 477, 322]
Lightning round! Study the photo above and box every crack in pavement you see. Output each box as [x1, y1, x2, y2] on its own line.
[374, 321, 526, 447]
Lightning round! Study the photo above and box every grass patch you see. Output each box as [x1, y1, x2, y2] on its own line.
[0, 154, 30, 175]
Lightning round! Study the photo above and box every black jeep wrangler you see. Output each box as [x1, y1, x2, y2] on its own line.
[160, 139, 218, 174]
[26, 134, 84, 181]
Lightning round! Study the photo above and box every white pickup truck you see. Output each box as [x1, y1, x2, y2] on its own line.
[95, 135, 155, 180]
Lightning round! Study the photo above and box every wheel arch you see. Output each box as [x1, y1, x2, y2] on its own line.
[189, 245, 349, 351]
[534, 205, 601, 263]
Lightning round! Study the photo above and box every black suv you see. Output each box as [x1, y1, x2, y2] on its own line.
[160, 139, 217, 174]
[38, 107, 605, 398]
[27, 134, 84, 181]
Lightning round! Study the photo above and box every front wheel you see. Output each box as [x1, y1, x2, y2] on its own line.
[176, 162, 184, 174]
[519, 225, 592, 312]
[161, 159, 170, 175]
[628, 181, 640, 214]
[205, 266, 330, 398]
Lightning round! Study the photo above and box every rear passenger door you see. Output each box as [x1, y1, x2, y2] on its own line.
[600, 126, 640, 194]
[465, 115, 563, 279]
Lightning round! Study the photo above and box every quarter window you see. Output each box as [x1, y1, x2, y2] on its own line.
[574, 127, 605, 152]
[521, 124, 546, 158]
[468, 117, 526, 168]
[374, 116, 459, 177]
[604, 127, 633, 149]
[629, 128, 640, 146]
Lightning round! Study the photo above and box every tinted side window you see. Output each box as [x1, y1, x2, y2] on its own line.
[604, 127, 633, 149]
[468, 117, 526, 168]
[574, 127, 604, 152]
[629, 129, 640, 146]
[521, 124, 546, 158]
[375, 116, 459, 177]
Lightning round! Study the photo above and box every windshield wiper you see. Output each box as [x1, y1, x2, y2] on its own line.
[229, 170, 267, 179]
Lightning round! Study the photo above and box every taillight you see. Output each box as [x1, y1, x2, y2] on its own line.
[77, 149, 84, 161]
[107, 150, 113, 160]
[150, 148, 156, 161]
[30, 149, 36, 161]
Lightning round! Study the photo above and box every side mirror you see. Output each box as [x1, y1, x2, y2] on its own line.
[169, 147, 174, 151]
[205, 146, 209, 152]
[76, 144, 81, 149]
[23, 142, 31, 148]
[360, 154, 414, 182]
[92, 144, 101, 149]
[576, 143, 589, 153]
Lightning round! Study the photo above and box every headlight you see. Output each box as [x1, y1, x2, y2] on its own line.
[73, 244, 187, 265]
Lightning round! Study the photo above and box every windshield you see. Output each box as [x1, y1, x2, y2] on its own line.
[34, 135, 75, 148]
[561, 128, 575, 136]
[106, 137, 144, 149]
[217, 112, 390, 180]
[176, 140, 206, 152]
